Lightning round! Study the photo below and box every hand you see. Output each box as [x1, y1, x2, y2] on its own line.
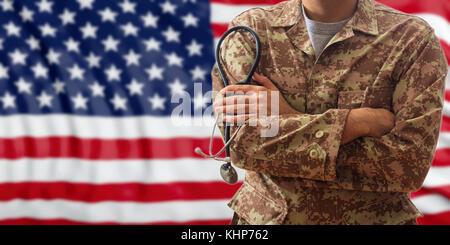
[213, 73, 299, 124]
[363, 108, 395, 137]
[341, 107, 395, 145]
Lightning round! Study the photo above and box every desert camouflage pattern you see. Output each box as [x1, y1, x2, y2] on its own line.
[211, 0, 449, 225]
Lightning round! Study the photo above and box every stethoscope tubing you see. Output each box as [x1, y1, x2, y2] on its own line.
[215, 25, 261, 168]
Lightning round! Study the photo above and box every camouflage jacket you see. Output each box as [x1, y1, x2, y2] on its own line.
[211, 0, 449, 224]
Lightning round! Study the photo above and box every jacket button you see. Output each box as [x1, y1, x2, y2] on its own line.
[315, 130, 324, 138]
[309, 149, 318, 158]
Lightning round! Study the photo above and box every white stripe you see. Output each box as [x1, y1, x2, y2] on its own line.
[0, 199, 233, 223]
[422, 166, 450, 188]
[436, 132, 450, 149]
[210, 3, 268, 24]
[0, 158, 245, 184]
[0, 115, 220, 139]
[415, 13, 450, 45]
[443, 100, 450, 117]
[411, 194, 450, 215]
[446, 68, 450, 91]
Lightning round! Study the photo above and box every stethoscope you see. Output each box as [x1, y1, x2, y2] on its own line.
[195, 26, 261, 184]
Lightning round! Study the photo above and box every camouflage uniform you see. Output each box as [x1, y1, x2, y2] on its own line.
[211, 0, 449, 225]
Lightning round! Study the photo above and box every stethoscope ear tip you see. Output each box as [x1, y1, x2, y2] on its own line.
[194, 147, 202, 154]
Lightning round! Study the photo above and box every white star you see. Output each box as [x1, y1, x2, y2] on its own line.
[36, 91, 53, 108]
[0, 38, 3, 50]
[193, 93, 208, 109]
[119, 0, 136, 14]
[126, 79, 144, 96]
[26, 36, 40, 50]
[64, 38, 80, 53]
[98, 7, 117, 22]
[168, 78, 186, 96]
[77, 0, 95, 9]
[148, 93, 166, 110]
[0, 0, 13, 12]
[160, 1, 176, 15]
[0, 92, 15, 109]
[186, 39, 203, 56]
[102, 35, 120, 52]
[15, 77, 32, 94]
[104, 64, 122, 82]
[89, 82, 105, 97]
[9, 49, 27, 65]
[143, 37, 161, 51]
[36, 0, 53, 13]
[123, 49, 141, 66]
[190, 66, 206, 80]
[19, 6, 34, 22]
[146, 63, 164, 81]
[141, 12, 158, 28]
[165, 52, 183, 67]
[31, 62, 48, 79]
[52, 79, 65, 94]
[3, 21, 20, 37]
[80, 22, 98, 39]
[59, 9, 76, 25]
[181, 13, 199, 27]
[46, 48, 61, 64]
[110, 93, 127, 111]
[120, 22, 139, 36]
[162, 26, 180, 42]
[39, 23, 57, 37]
[85, 52, 101, 68]
[182, 0, 196, 3]
[0, 63, 8, 79]
[71, 93, 88, 110]
[67, 63, 85, 80]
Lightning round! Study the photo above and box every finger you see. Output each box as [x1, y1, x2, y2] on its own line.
[213, 94, 258, 107]
[215, 104, 259, 115]
[222, 113, 258, 125]
[219, 84, 267, 95]
[252, 73, 278, 90]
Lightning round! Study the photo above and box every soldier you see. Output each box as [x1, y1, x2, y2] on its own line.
[211, 0, 449, 225]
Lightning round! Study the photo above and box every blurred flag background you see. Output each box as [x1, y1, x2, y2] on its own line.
[0, 0, 448, 225]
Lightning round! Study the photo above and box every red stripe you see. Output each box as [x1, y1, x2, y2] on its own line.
[445, 90, 450, 102]
[0, 136, 226, 160]
[439, 40, 450, 65]
[375, 0, 450, 23]
[439, 115, 450, 133]
[210, 0, 284, 5]
[0, 218, 231, 225]
[417, 211, 450, 225]
[0, 181, 242, 202]
[432, 148, 450, 167]
[211, 23, 229, 38]
[411, 185, 450, 199]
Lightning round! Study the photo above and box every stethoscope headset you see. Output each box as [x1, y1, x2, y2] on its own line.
[195, 26, 261, 184]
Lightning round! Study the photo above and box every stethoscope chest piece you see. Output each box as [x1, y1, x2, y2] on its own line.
[220, 163, 238, 184]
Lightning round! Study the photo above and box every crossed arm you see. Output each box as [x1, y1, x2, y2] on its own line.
[211, 16, 448, 192]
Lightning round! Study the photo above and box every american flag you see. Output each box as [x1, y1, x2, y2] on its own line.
[0, 0, 448, 225]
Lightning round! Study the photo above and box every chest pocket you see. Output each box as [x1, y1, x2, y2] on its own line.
[338, 86, 393, 111]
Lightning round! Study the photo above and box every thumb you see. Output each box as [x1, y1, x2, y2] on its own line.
[252, 73, 278, 90]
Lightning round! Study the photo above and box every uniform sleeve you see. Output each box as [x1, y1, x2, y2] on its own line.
[334, 29, 448, 192]
[211, 14, 351, 182]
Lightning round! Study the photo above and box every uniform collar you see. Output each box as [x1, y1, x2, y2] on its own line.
[272, 0, 378, 60]
[270, 0, 379, 36]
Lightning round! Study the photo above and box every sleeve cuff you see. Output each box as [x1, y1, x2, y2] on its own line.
[320, 108, 351, 181]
